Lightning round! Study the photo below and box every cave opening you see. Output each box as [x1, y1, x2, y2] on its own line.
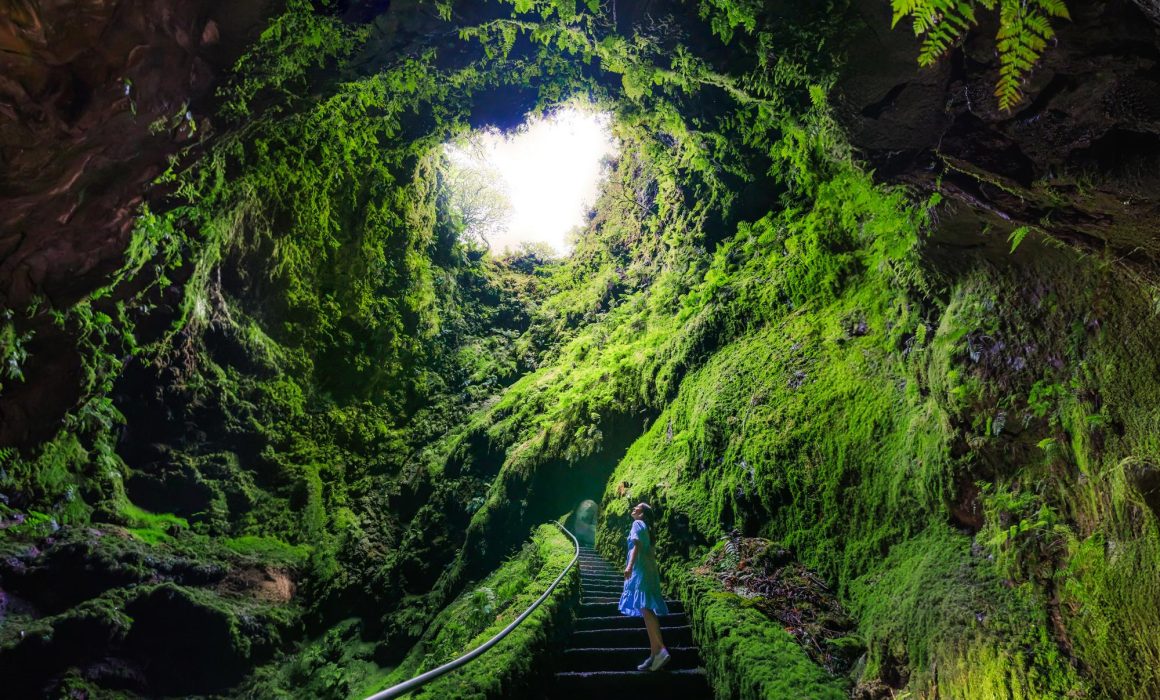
[441, 101, 618, 257]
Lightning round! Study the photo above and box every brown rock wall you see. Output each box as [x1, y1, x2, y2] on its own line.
[0, 0, 270, 447]
[0, 0, 270, 311]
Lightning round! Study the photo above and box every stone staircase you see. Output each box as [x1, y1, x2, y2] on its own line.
[550, 544, 712, 698]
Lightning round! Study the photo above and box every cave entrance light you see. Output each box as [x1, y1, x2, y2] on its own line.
[443, 106, 618, 256]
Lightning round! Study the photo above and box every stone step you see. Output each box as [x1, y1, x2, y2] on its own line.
[550, 668, 711, 698]
[578, 600, 683, 617]
[560, 646, 700, 672]
[569, 625, 694, 648]
[579, 567, 618, 576]
[581, 591, 624, 601]
[582, 592, 624, 601]
[575, 613, 688, 631]
[580, 574, 619, 581]
[581, 584, 623, 594]
[558, 554, 707, 698]
[580, 599, 677, 608]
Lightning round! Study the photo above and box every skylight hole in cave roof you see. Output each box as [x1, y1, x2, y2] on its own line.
[443, 104, 619, 257]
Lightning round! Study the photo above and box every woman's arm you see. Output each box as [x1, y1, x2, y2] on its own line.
[625, 521, 643, 578]
[624, 544, 639, 579]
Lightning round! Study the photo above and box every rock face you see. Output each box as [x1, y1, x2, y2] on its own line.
[0, 526, 297, 697]
[0, 0, 269, 446]
[835, 0, 1160, 276]
[1133, 0, 1160, 25]
[3, 1, 1160, 697]
[0, 0, 271, 310]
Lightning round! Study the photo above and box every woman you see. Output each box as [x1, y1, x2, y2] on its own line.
[619, 502, 670, 672]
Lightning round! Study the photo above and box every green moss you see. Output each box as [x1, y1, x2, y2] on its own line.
[668, 559, 849, 700]
[121, 502, 189, 544]
[1060, 533, 1160, 699]
[364, 524, 577, 700]
[675, 569, 848, 700]
[849, 527, 1080, 698]
[244, 524, 575, 699]
[10, 1, 1160, 697]
[224, 535, 311, 567]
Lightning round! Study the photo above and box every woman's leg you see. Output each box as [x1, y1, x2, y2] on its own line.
[641, 608, 665, 656]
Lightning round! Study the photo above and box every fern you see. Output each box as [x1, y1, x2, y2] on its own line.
[1007, 225, 1031, 253]
[891, 0, 1069, 110]
[994, 0, 1069, 110]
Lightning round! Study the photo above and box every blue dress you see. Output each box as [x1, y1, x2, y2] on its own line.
[618, 520, 669, 617]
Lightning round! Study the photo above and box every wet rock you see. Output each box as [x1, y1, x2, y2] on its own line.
[1127, 460, 1160, 522]
[0, 581, 289, 697]
[835, 0, 1160, 277]
[123, 583, 277, 694]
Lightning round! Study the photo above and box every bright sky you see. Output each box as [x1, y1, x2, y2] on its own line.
[445, 107, 618, 256]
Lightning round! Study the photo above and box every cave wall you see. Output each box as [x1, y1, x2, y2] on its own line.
[0, 0, 272, 448]
[835, 0, 1160, 277]
[3, 0, 1160, 698]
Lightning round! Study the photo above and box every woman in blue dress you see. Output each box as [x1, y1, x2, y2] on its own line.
[619, 502, 670, 671]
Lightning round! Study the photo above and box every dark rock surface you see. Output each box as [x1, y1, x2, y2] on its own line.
[0, 0, 271, 309]
[1133, 0, 1160, 25]
[0, 0, 270, 447]
[836, 0, 1160, 277]
[0, 526, 297, 697]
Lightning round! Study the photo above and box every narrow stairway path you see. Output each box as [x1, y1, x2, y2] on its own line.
[550, 544, 711, 698]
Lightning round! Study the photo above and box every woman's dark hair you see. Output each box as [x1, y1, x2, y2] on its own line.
[637, 502, 656, 530]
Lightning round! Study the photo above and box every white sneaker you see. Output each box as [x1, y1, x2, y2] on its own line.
[649, 648, 671, 671]
[636, 655, 654, 671]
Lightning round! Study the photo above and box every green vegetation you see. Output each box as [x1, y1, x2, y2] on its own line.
[357, 524, 576, 700]
[675, 542, 851, 699]
[892, 0, 1071, 109]
[122, 502, 190, 544]
[2, 1, 1158, 698]
[224, 535, 312, 567]
[678, 571, 848, 700]
[234, 524, 574, 699]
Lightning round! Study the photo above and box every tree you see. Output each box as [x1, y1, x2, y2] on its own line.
[441, 144, 513, 251]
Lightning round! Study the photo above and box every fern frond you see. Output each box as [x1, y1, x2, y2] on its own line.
[897, 0, 979, 65]
[994, 0, 1065, 110]
[1024, 14, 1054, 38]
[891, 0, 926, 28]
[1036, 0, 1071, 19]
[892, 0, 1071, 111]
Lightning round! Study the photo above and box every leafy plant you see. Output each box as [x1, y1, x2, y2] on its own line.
[0, 318, 34, 392]
[891, 0, 1071, 110]
[1008, 225, 1032, 252]
[218, 0, 368, 119]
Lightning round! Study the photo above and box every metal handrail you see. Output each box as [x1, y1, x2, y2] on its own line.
[363, 521, 580, 700]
